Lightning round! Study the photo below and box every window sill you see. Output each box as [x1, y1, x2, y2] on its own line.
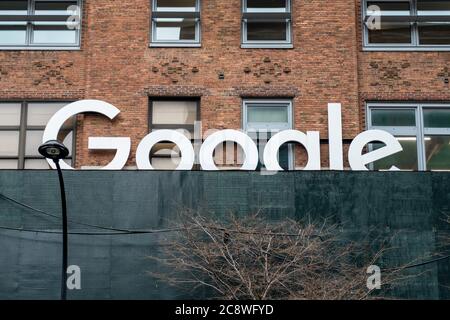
[363, 46, 450, 52]
[0, 47, 81, 51]
[150, 43, 201, 48]
[241, 43, 293, 49]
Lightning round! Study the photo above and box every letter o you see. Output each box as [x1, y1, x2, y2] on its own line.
[136, 130, 195, 170]
[199, 129, 258, 170]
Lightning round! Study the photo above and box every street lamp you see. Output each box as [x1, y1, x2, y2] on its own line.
[38, 140, 70, 300]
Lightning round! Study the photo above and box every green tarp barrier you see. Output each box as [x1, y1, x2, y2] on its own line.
[0, 171, 449, 299]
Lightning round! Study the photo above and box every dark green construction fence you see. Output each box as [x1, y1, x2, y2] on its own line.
[0, 170, 449, 299]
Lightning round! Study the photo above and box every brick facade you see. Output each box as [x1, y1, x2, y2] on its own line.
[0, 0, 449, 168]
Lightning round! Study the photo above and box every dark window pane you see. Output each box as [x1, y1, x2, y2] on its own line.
[366, 1, 410, 14]
[372, 137, 418, 171]
[0, 23, 27, 45]
[417, 0, 450, 15]
[156, 0, 197, 11]
[425, 136, 450, 170]
[246, 0, 288, 12]
[418, 24, 450, 45]
[368, 22, 412, 43]
[246, 21, 287, 41]
[154, 19, 196, 41]
[0, 1, 28, 15]
[32, 23, 77, 44]
[34, 1, 77, 15]
[424, 109, 450, 128]
[253, 131, 289, 171]
[371, 109, 416, 126]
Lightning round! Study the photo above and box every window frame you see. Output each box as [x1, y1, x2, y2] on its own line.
[150, 0, 202, 47]
[367, 102, 450, 171]
[0, 100, 76, 169]
[362, 0, 450, 51]
[241, 0, 293, 49]
[0, 0, 83, 50]
[242, 99, 294, 170]
[148, 97, 201, 169]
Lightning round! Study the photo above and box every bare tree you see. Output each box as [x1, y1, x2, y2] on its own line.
[149, 211, 417, 300]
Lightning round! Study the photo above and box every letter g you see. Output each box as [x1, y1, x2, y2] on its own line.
[42, 99, 130, 170]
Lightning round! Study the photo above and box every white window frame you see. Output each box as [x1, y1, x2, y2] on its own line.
[362, 0, 450, 51]
[367, 102, 450, 171]
[241, 0, 292, 49]
[0, 0, 82, 50]
[243, 99, 294, 170]
[150, 0, 201, 47]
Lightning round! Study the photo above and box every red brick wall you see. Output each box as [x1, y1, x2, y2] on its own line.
[78, 0, 360, 168]
[1, 1, 448, 169]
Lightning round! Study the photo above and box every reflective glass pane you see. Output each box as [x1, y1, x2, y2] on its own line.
[246, 21, 287, 41]
[371, 109, 416, 126]
[424, 109, 450, 128]
[0, 159, 18, 169]
[34, 1, 77, 15]
[152, 101, 197, 124]
[246, 0, 288, 12]
[26, 130, 72, 156]
[27, 102, 69, 126]
[419, 23, 450, 45]
[154, 19, 197, 41]
[155, 0, 197, 12]
[248, 106, 289, 123]
[59, 130, 73, 155]
[151, 143, 181, 169]
[366, 1, 411, 15]
[417, 0, 450, 15]
[0, 103, 21, 126]
[0, 1, 28, 15]
[0, 23, 27, 45]
[32, 23, 77, 44]
[25, 130, 44, 156]
[368, 22, 412, 44]
[371, 137, 418, 171]
[24, 159, 51, 169]
[0, 131, 19, 156]
[425, 136, 450, 170]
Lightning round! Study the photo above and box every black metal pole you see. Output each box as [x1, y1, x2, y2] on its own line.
[54, 160, 68, 300]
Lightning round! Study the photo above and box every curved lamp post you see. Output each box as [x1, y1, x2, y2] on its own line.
[38, 140, 70, 300]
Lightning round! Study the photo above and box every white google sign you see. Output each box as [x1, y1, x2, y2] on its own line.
[43, 100, 403, 171]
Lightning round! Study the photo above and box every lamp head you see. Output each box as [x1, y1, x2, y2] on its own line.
[38, 140, 69, 161]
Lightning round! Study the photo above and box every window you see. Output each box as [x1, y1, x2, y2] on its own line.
[151, 0, 201, 47]
[367, 103, 450, 171]
[149, 99, 199, 169]
[243, 100, 293, 170]
[242, 0, 292, 48]
[0, 102, 75, 169]
[0, 0, 82, 49]
[363, 0, 450, 50]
